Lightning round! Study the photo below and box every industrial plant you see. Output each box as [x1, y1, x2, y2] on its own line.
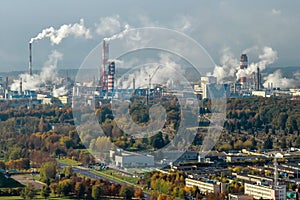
[0, 38, 299, 110]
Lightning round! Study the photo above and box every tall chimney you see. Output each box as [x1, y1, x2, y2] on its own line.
[19, 78, 23, 95]
[29, 43, 32, 76]
[5, 77, 8, 90]
[101, 40, 109, 90]
[256, 66, 260, 90]
[240, 54, 248, 84]
[133, 77, 136, 91]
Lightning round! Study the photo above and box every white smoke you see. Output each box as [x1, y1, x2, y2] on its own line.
[119, 53, 185, 89]
[295, 71, 300, 80]
[211, 46, 278, 84]
[11, 51, 63, 91]
[236, 47, 278, 80]
[53, 86, 68, 97]
[210, 48, 239, 82]
[104, 24, 131, 42]
[263, 70, 296, 89]
[94, 15, 132, 42]
[30, 19, 91, 44]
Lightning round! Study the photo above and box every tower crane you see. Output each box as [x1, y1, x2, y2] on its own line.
[145, 65, 161, 105]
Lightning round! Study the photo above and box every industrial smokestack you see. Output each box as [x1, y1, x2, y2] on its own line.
[5, 77, 8, 90]
[256, 66, 260, 90]
[19, 78, 23, 95]
[240, 54, 248, 69]
[133, 77, 136, 91]
[101, 40, 109, 90]
[240, 54, 248, 84]
[29, 43, 32, 76]
[107, 61, 115, 92]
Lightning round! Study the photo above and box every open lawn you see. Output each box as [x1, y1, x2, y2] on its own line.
[56, 158, 81, 166]
[101, 170, 139, 184]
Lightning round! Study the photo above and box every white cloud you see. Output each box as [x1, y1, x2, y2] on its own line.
[95, 15, 122, 36]
[272, 8, 281, 15]
[172, 15, 193, 33]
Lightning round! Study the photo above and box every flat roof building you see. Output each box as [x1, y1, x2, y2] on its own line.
[244, 183, 286, 200]
[185, 178, 226, 195]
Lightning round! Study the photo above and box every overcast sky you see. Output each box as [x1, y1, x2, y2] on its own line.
[0, 0, 300, 72]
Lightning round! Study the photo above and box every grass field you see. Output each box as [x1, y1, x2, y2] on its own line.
[56, 158, 81, 166]
[101, 170, 139, 184]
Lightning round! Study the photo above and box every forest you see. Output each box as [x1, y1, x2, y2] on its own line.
[0, 96, 299, 198]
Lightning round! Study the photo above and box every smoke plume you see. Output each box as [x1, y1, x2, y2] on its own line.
[29, 19, 91, 44]
[119, 53, 185, 89]
[211, 48, 239, 82]
[11, 51, 63, 91]
[263, 70, 296, 89]
[53, 86, 68, 97]
[104, 24, 131, 42]
[236, 47, 278, 80]
[211, 46, 278, 83]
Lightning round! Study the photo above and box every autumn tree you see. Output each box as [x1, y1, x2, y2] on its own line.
[40, 161, 57, 184]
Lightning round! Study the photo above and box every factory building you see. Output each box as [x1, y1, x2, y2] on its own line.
[244, 183, 286, 200]
[200, 76, 217, 99]
[185, 178, 226, 194]
[114, 152, 154, 168]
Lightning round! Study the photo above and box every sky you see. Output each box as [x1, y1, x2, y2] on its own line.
[0, 0, 300, 72]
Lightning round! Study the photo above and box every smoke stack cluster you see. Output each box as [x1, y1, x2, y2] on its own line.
[29, 43, 33, 76]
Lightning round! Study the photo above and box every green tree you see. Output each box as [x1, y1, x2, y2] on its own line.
[57, 179, 71, 196]
[75, 181, 85, 198]
[91, 185, 102, 200]
[263, 137, 273, 149]
[41, 185, 50, 199]
[40, 161, 57, 184]
[62, 166, 73, 178]
[151, 132, 165, 149]
[234, 140, 244, 150]
[20, 183, 36, 200]
[119, 185, 134, 200]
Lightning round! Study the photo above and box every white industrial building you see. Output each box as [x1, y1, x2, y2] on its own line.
[244, 183, 286, 200]
[185, 178, 226, 194]
[114, 152, 154, 168]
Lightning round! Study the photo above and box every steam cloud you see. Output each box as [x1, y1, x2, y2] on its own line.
[11, 51, 67, 95]
[119, 53, 185, 89]
[30, 19, 91, 44]
[212, 46, 278, 83]
[263, 70, 296, 89]
[236, 47, 278, 80]
[211, 48, 239, 82]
